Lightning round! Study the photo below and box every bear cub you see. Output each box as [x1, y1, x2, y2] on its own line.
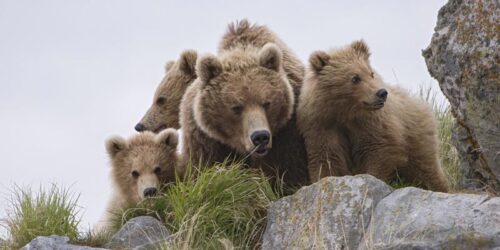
[135, 50, 197, 132]
[96, 129, 184, 231]
[297, 40, 449, 192]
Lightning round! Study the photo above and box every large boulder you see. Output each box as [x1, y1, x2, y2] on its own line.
[262, 175, 393, 250]
[423, 0, 500, 191]
[360, 187, 500, 249]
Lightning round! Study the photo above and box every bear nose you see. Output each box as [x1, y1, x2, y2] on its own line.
[135, 123, 145, 132]
[376, 88, 388, 101]
[143, 187, 157, 197]
[251, 130, 271, 146]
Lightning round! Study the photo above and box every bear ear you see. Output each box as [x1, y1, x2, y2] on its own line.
[164, 61, 175, 73]
[258, 43, 283, 72]
[351, 40, 370, 60]
[156, 128, 178, 148]
[309, 51, 330, 73]
[178, 50, 198, 76]
[106, 136, 128, 157]
[196, 54, 223, 84]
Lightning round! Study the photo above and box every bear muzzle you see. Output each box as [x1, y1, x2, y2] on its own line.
[364, 88, 388, 110]
[135, 123, 146, 132]
[243, 107, 272, 157]
[376, 88, 388, 101]
[251, 130, 271, 157]
[143, 187, 157, 197]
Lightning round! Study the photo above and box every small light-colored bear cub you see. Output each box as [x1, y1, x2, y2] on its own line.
[95, 128, 184, 231]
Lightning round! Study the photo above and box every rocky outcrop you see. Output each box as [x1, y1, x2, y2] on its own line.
[423, 0, 500, 191]
[263, 176, 500, 250]
[20, 177, 500, 250]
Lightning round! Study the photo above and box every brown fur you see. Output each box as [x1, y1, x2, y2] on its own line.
[137, 50, 197, 132]
[180, 20, 309, 186]
[96, 129, 183, 230]
[297, 40, 449, 192]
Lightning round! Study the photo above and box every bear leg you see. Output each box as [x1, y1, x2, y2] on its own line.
[306, 131, 351, 183]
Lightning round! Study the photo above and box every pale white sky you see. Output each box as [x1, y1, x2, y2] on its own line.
[0, 0, 446, 236]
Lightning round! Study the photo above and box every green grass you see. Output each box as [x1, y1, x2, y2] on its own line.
[112, 160, 281, 249]
[418, 86, 461, 190]
[72, 229, 113, 248]
[389, 174, 422, 190]
[3, 184, 81, 249]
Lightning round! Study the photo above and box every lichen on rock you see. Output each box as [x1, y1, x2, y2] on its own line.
[423, 0, 500, 192]
[262, 175, 393, 250]
[263, 175, 500, 250]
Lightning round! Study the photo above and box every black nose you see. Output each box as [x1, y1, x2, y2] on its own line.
[251, 130, 270, 146]
[143, 187, 157, 197]
[135, 123, 145, 132]
[376, 88, 388, 101]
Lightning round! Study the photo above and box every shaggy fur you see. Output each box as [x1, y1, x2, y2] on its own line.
[180, 19, 309, 186]
[96, 129, 184, 231]
[297, 40, 449, 192]
[136, 50, 198, 131]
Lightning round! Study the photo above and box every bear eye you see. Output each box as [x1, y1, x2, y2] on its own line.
[231, 105, 244, 115]
[154, 166, 161, 175]
[156, 97, 166, 106]
[263, 102, 271, 110]
[351, 74, 361, 84]
[131, 170, 140, 178]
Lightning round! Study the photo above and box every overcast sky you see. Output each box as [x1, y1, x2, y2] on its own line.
[0, 0, 447, 236]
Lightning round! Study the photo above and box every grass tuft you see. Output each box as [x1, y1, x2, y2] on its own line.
[418, 86, 461, 190]
[3, 184, 81, 248]
[112, 160, 281, 249]
[389, 174, 422, 190]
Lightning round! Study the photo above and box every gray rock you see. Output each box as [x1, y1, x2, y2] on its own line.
[262, 175, 393, 250]
[21, 235, 108, 250]
[105, 216, 171, 250]
[423, 0, 500, 191]
[360, 187, 500, 249]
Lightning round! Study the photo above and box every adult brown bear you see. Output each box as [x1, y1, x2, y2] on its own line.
[180, 20, 309, 187]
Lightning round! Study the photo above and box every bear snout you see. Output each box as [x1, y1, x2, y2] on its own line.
[376, 88, 388, 101]
[135, 123, 146, 132]
[251, 130, 271, 147]
[143, 187, 157, 197]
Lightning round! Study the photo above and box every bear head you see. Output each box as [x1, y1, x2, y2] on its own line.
[308, 40, 388, 117]
[194, 43, 294, 158]
[105, 129, 181, 203]
[136, 50, 198, 132]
